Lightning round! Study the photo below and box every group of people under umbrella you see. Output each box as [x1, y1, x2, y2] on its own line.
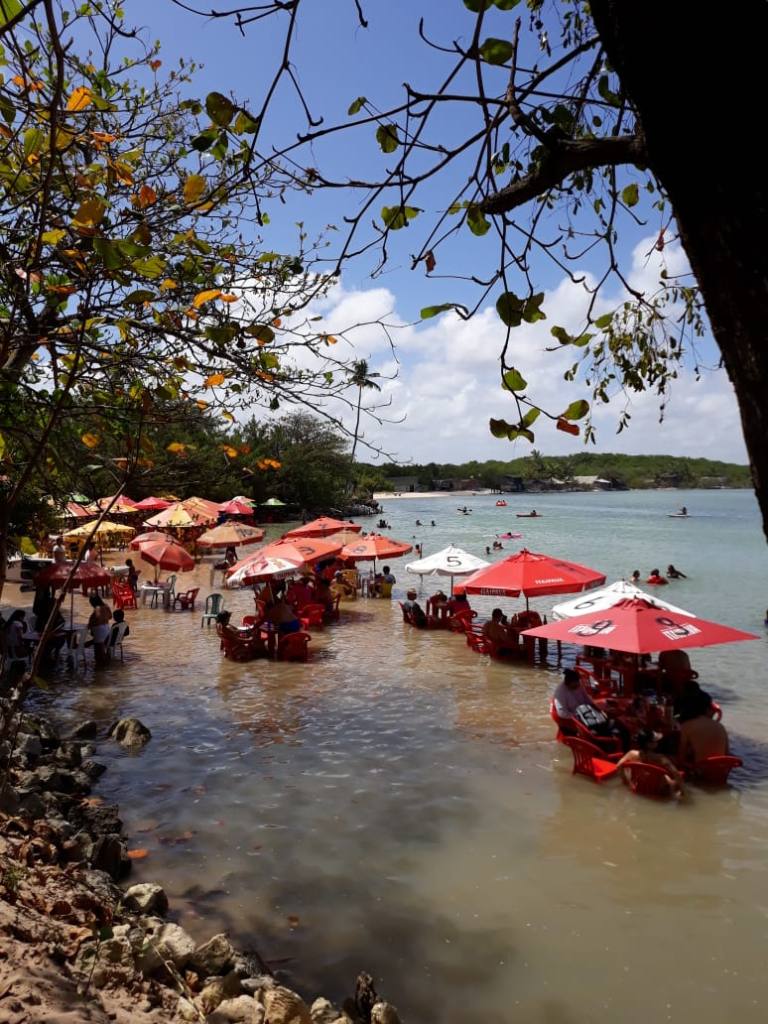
[398, 543, 758, 797]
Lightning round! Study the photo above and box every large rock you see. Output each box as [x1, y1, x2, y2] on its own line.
[241, 976, 276, 998]
[56, 741, 83, 767]
[123, 882, 168, 916]
[108, 718, 152, 748]
[191, 933, 236, 975]
[371, 1003, 402, 1024]
[34, 765, 76, 792]
[209, 996, 264, 1024]
[70, 720, 99, 740]
[263, 986, 312, 1024]
[20, 713, 60, 746]
[177, 997, 199, 1022]
[137, 921, 196, 973]
[310, 998, 341, 1024]
[81, 760, 107, 780]
[79, 868, 124, 906]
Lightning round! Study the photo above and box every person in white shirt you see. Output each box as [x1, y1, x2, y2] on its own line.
[52, 536, 66, 564]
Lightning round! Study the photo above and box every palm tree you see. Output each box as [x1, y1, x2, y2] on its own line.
[348, 359, 381, 463]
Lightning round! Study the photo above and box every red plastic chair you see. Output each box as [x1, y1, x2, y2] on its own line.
[277, 630, 311, 662]
[692, 755, 742, 785]
[466, 631, 491, 654]
[562, 736, 621, 782]
[449, 608, 476, 633]
[708, 701, 723, 722]
[216, 624, 266, 662]
[549, 701, 622, 754]
[623, 761, 674, 798]
[174, 587, 200, 611]
[300, 603, 325, 630]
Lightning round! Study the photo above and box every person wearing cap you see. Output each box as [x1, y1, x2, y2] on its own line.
[616, 729, 685, 799]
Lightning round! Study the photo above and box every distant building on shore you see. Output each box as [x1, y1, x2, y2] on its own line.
[387, 475, 422, 493]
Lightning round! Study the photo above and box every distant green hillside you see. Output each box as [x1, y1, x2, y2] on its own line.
[359, 453, 752, 491]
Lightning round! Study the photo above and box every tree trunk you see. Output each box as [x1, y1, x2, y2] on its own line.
[590, 0, 768, 540]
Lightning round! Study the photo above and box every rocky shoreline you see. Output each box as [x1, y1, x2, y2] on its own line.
[0, 706, 401, 1024]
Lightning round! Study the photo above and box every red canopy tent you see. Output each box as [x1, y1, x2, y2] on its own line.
[284, 516, 362, 538]
[520, 598, 759, 653]
[454, 548, 605, 608]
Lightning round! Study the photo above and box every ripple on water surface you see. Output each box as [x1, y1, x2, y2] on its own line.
[16, 489, 768, 1024]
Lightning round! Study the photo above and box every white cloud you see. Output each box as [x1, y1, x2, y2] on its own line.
[316, 256, 748, 465]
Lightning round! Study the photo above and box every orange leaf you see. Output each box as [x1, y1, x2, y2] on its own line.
[81, 433, 100, 449]
[193, 289, 222, 309]
[135, 184, 158, 209]
[66, 87, 93, 112]
[204, 372, 226, 388]
[150, 60, 162, 71]
[221, 445, 239, 458]
[183, 174, 206, 205]
[195, 399, 209, 410]
[167, 442, 188, 454]
[159, 278, 178, 291]
[324, 335, 338, 345]
[271, 317, 282, 327]
[220, 294, 238, 303]
[556, 418, 580, 436]
[127, 848, 149, 860]
[91, 131, 117, 145]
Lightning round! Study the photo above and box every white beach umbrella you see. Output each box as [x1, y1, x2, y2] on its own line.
[406, 544, 490, 593]
[551, 579, 696, 620]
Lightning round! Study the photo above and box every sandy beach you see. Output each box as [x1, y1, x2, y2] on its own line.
[374, 489, 495, 500]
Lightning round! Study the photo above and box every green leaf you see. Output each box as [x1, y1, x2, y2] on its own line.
[376, 124, 399, 153]
[42, 229, 66, 245]
[479, 38, 514, 65]
[206, 91, 235, 127]
[0, 432, 5, 458]
[0, 93, 15, 126]
[521, 407, 540, 428]
[522, 292, 546, 323]
[124, 289, 155, 304]
[23, 127, 45, 159]
[563, 399, 589, 421]
[233, 110, 259, 135]
[463, 0, 493, 10]
[380, 204, 420, 230]
[245, 324, 275, 343]
[347, 96, 367, 115]
[594, 313, 613, 329]
[0, 0, 22, 28]
[257, 252, 280, 263]
[597, 74, 622, 108]
[489, 417, 512, 438]
[93, 238, 127, 271]
[191, 128, 217, 152]
[502, 368, 527, 392]
[493, 0, 521, 8]
[622, 182, 639, 208]
[466, 204, 490, 236]
[496, 291, 524, 327]
[132, 255, 166, 279]
[420, 302, 467, 319]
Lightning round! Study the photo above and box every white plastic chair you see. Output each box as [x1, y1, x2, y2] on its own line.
[109, 621, 129, 662]
[68, 626, 89, 670]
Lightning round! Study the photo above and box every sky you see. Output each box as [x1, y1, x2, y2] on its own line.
[117, 0, 747, 465]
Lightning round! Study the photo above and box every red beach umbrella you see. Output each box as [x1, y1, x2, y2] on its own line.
[130, 530, 172, 550]
[520, 597, 759, 654]
[218, 498, 255, 517]
[261, 537, 344, 564]
[139, 539, 194, 580]
[454, 548, 605, 604]
[133, 496, 172, 512]
[284, 516, 362, 538]
[339, 534, 413, 562]
[36, 561, 111, 592]
[226, 553, 304, 587]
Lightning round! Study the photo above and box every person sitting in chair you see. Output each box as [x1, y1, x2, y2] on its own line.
[482, 608, 516, 655]
[554, 668, 630, 748]
[266, 596, 302, 635]
[402, 589, 427, 627]
[110, 608, 130, 647]
[617, 729, 684, 799]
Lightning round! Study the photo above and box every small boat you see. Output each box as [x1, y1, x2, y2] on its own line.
[495, 500, 508, 507]
[667, 513, 689, 518]
[516, 513, 541, 518]
[497, 532, 522, 539]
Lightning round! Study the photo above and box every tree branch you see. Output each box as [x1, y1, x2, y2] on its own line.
[481, 134, 647, 214]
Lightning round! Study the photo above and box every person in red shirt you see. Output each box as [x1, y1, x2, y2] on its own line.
[646, 568, 668, 586]
[286, 575, 314, 611]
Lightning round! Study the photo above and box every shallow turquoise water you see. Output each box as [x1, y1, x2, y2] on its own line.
[19, 488, 768, 1024]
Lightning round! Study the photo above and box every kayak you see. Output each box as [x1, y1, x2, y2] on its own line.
[667, 514, 689, 518]
[516, 514, 541, 518]
[497, 532, 523, 539]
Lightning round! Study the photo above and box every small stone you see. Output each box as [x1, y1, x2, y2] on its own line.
[137, 921, 196, 973]
[191, 932, 236, 975]
[123, 882, 168, 916]
[91, 834, 130, 880]
[62, 831, 94, 863]
[70, 720, 99, 740]
[310, 998, 340, 1024]
[199, 978, 226, 1014]
[15, 733, 43, 758]
[209, 995, 263, 1023]
[371, 1003, 402, 1024]
[81, 760, 107, 780]
[177, 996, 199, 1022]
[107, 718, 152, 749]
[240, 976, 275, 998]
[56, 741, 82, 767]
[263, 986, 312, 1024]
[0, 786, 20, 815]
[21, 714, 60, 745]
[17, 790, 46, 819]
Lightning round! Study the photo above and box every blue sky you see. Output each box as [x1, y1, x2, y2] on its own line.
[125, 0, 746, 465]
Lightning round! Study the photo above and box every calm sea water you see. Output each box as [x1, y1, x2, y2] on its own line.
[17, 488, 768, 1023]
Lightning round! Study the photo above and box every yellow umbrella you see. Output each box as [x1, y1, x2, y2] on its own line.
[63, 520, 136, 538]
